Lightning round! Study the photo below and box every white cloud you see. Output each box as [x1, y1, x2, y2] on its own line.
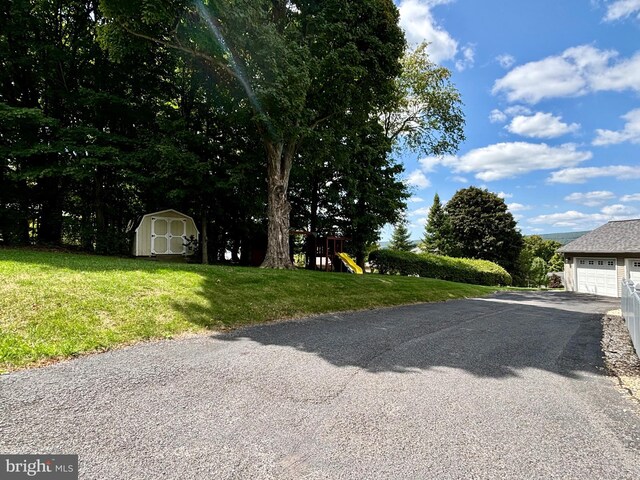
[496, 54, 515, 69]
[603, 0, 640, 21]
[593, 108, 640, 145]
[397, 0, 458, 63]
[507, 203, 530, 212]
[489, 109, 507, 123]
[621, 193, 640, 202]
[408, 196, 425, 203]
[406, 169, 431, 189]
[409, 206, 431, 217]
[451, 175, 468, 183]
[411, 217, 429, 228]
[455, 44, 475, 71]
[451, 142, 592, 181]
[529, 210, 611, 228]
[507, 112, 580, 138]
[504, 105, 532, 116]
[497, 191, 513, 199]
[419, 155, 454, 172]
[493, 45, 640, 104]
[564, 191, 616, 207]
[548, 165, 640, 183]
[601, 203, 637, 215]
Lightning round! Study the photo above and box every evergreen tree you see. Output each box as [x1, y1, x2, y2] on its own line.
[422, 193, 455, 255]
[390, 219, 415, 251]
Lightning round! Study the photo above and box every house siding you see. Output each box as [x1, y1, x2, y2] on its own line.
[617, 258, 625, 297]
[564, 257, 574, 292]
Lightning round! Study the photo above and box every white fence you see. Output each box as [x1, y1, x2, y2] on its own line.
[621, 280, 640, 355]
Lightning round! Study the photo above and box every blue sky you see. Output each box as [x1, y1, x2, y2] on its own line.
[384, 0, 640, 241]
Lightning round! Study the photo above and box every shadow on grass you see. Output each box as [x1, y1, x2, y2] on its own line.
[2, 248, 619, 379]
[1, 247, 242, 332]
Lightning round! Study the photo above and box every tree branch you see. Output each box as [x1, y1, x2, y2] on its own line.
[309, 113, 333, 130]
[120, 24, 238, 82]
[387, 113, 419, 143]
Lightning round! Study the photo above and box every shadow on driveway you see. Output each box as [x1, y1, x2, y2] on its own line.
[212, 291, 618, 379]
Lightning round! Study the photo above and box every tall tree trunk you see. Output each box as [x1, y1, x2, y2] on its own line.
[94, 168, 106, 253]
[261, 140, 295, 269]
[80, 206, 93, 251]
[37, 176, 63, 245]
[200, 210, 208, 264]
[309, 175, 319, 234]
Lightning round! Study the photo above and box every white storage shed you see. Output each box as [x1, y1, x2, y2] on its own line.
[134, 209, 199, 257]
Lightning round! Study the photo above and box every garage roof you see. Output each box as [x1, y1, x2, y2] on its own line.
[558, 219, 640, 254]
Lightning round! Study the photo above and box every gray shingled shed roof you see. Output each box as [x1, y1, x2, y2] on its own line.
[558, 219, 640, 253]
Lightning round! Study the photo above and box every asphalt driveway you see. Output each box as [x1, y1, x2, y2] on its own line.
[2, 291, 640, 479]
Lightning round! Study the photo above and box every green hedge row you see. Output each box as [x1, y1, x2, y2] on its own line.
[368, 249, 512, 286]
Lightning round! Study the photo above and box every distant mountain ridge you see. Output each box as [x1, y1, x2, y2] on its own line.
[379, 231, 589, 250]
[537, 231, 590, 246]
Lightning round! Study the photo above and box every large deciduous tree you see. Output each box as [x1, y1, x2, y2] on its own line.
[382, 42, 465, 156]
[445, 187, 523, 272]
[514, 235, 562, 286]
[99, 0, 406, 268]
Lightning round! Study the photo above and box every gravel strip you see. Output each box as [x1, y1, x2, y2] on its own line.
[602, 314, 640, 401]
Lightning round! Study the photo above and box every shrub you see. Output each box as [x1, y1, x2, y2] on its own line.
[530, 257, 548, 287]
[548, 273, 563, 289]
[368, 249, 511, 286]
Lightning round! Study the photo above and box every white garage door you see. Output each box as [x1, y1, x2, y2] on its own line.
[629, 259, 640, 283]
[575, 258, 617, 297]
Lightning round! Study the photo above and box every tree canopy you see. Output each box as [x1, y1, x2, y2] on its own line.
[1, 1, 465, 270]
[382, 43, 465, 156]
[515, 235, 563, 286]
[445, 187, 523, 273]
[98, 0, 407, 268]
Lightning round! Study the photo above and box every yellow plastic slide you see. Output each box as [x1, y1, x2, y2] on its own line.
[336, 252, 364, 274]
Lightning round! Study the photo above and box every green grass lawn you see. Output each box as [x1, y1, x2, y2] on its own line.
[0, 248, 496, 372]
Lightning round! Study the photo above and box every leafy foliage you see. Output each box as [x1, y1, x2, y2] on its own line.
[514, 235, 563, 286]
[522, 235, 561, 263]
[548, 273, 563, 289]
[530, 257, 548, 288]
[445, 187, 523, 273]
[290, 116, 409, 267]
[382, 43, 465, 156]
[1, 1, 465, 269]
[369, 249, 512, 286]
[548, 252, 564, 272]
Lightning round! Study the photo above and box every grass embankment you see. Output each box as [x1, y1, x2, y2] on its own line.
[0, 248, 494, 372]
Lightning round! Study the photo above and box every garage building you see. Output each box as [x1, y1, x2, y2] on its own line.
[559, 219, 640, 298]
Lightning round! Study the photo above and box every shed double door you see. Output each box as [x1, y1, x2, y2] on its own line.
[151, 217, 188, 254]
